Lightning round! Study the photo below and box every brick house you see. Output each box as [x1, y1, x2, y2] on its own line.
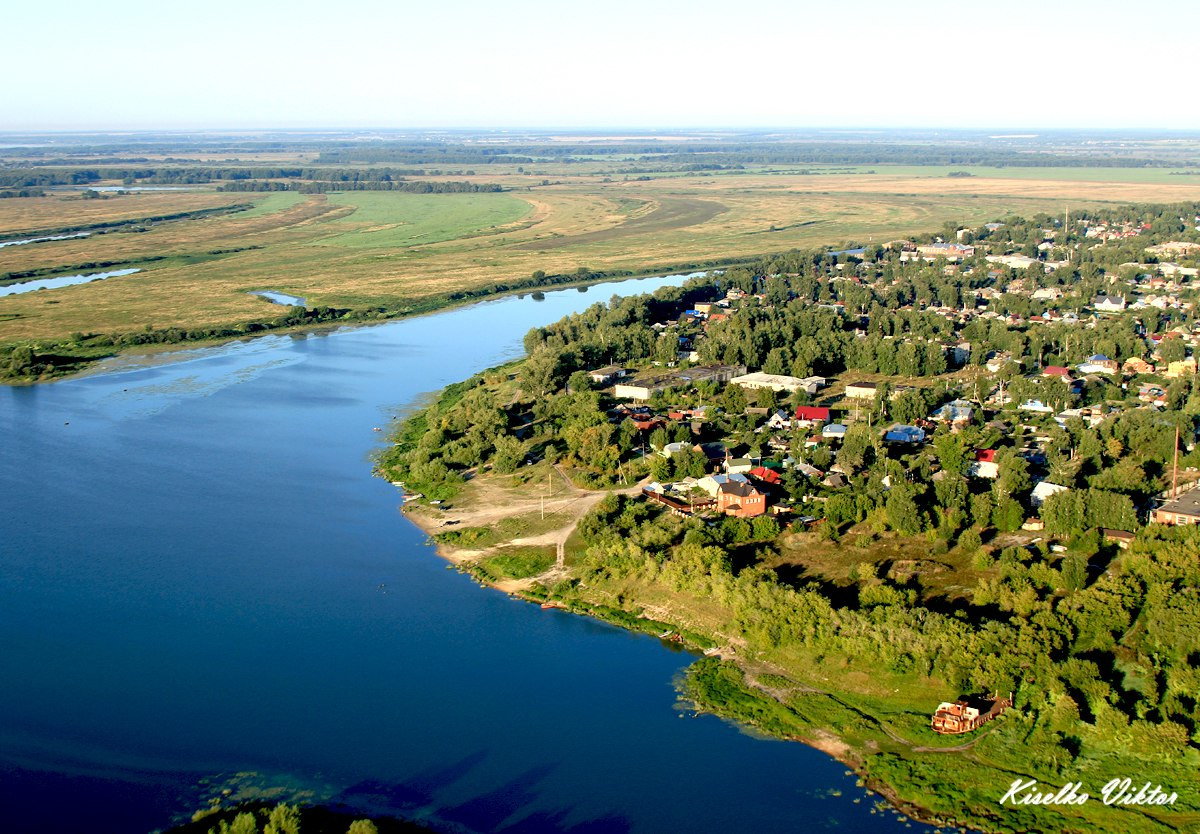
[717, 481, 767, 518]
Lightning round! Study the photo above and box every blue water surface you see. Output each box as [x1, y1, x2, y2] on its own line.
[0, 276, 924, 834]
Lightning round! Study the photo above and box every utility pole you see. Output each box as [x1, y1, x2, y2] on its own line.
[1173, 424, 1180, 499]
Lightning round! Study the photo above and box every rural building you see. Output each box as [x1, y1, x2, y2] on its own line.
[931, 696, 1010, 735]
[1146, 241, 1200, 258]
[1092, 295, 1127, 313]
[716, 481, 767, 518]
[1151, 486, 1200, 526]
[588, 365, 628, 385]
[822, 423, 848, 440]
[1077, 355, 1118, 375]
[969, 449, 999, 479]
[884, 424, 925, 444]
[930, 399, 974, 427]
[844, 381, 878, 399]
[795, 406, 831, 423]
[1031, 481, 1070, 508]
[748, 466, 781, 486]
[642, 485, 715, 516]
[730, 372, 812, 394]
[1123, 357, 1156, 375]
[613, 363, 748, 400]
[908, 243, 975, 262]
[696, 473, 749, 497]
[1019, 399, 1053, 413]
[1101, 529, 1135, 549]
[1165, 358, 1198, 378]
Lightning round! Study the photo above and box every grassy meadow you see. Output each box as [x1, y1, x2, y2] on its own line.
[3, 163, 1200, 347]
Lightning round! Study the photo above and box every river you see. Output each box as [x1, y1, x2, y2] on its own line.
[0, 275, 920, 834]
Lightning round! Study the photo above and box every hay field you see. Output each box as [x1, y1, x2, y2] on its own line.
[3, 167, 1199, 345]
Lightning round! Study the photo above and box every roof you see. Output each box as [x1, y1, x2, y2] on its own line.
[749, 466, 781, 484]
[845, 381, 878, 390]
[1043, 366, 1071, 377]
[1158, 487, 1200, 518]
[795, 406, 831, 421]
[719, 481, 762, 498]
[884, 424, 925, 444]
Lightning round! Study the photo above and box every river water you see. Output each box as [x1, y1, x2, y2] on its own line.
[0, 276, 920, 834]
[0, 268, 142, 297]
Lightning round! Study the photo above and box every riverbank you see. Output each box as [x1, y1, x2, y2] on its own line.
[0, 260, 744, 384]
[395, 471, 1189, 834]
[396, 476, 955, 826]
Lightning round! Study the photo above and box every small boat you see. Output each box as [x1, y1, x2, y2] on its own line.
[373, 427, 383, 432]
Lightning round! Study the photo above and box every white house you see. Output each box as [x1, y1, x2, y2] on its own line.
[1031, 482, 1070, 508]
[822, 423, 848, 440]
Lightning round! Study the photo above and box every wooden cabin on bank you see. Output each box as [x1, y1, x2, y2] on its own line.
[931, 694, 1013, 734]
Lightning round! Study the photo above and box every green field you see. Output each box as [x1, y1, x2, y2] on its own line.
[3, 159, 1200, 354]
[317, 192, 533, 249]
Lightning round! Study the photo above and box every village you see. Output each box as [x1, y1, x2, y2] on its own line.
[575, 216, 1200, 538]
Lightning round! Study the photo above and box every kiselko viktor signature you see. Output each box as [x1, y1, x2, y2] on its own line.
[1000, 778, 1179, 807]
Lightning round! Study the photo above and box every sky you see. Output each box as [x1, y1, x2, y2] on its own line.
[5, 0, 1199, 132]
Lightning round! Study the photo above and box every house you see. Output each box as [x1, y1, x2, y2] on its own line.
[986, 352, 1014, 373]
[1093, 295, 1127, 313]
[1165, 358, 1198, 378]
[1077, 355, 1118, 375]
[748, 466, 782, 486]
[1032, 287, 1064, 301]
[795, 405, 831, 424]
[1019, 399, 1053, 413]
[1030, 481, 1070, 508]
[1123, 357, 1156, 376]
[1138, 384, 1167, 406]
[822, 423, 848, 441]
[794, 462, 824, 479]
[1101, 529, 1135, 549]
[1151, 486, 1200, 526]
[717, 481, 767, 518]
[931, 399, 974, 428]
[884, 424, 926, 445]
[696, 473, 749, 496]
[1042, 366, 1073, 380]
[724, 457, 755, 475]
[588, 365, 628, 385]
[844, 381, 878, 399]
[765, 410, 794, 431]
[630, 415, 665, 432]
[932, 697, 1010, 735]
[659, 441, 691, 458]
[969, 449, 999, 479]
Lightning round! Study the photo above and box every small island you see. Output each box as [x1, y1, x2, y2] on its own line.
[380, 202, 1200, 834]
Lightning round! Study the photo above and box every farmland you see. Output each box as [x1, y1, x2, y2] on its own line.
[3, 142, 1200, 351]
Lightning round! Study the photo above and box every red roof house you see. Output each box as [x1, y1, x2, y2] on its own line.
[748, 466, 781, 485]
[795, 406, 831, 422]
